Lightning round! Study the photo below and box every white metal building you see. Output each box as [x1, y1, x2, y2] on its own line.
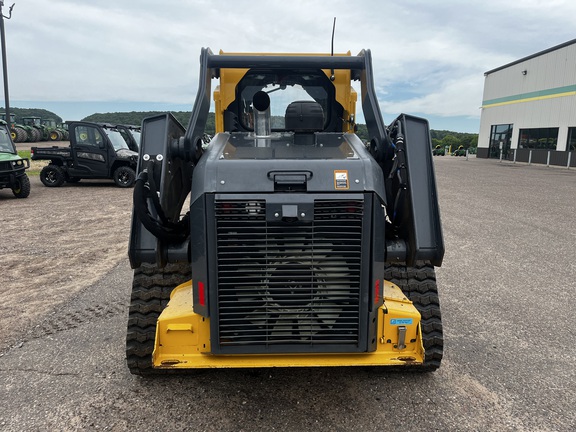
[477, 39, 576, 167]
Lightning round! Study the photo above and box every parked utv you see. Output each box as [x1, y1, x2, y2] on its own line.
[114, 124, 141, 152]
[0, 120, 31, 198]
[31, 121, 138, 188]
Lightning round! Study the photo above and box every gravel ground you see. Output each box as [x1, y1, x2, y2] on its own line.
[0, 156, 575, 431]
[0, 174, 132, 351]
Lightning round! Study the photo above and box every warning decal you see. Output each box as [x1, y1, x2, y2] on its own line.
[334, 170, 349, 190]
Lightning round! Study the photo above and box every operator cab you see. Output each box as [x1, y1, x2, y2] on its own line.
[222, 69, 344, 134]
[215, 69, 354, 157]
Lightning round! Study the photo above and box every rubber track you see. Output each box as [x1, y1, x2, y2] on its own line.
[125, 262, 191, 376]
[385, 260, 443, 371]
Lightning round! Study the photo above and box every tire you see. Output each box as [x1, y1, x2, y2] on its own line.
[26, 129, 35, 142]
[32, 128, 42, 142]
[385, 261, 443, 371]
[40, 164, 65, 187]
[126, 262, 192, 376]
[49, 131, 60, 141]
[113, 166, 136, 188]
[15, 128, 27, 143]
[12, 174, 31, 198]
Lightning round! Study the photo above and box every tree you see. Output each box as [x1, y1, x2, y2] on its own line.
[441, 134, 459, 151]
[431, 138, 442, 148]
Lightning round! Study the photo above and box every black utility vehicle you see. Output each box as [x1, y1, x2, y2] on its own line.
[31, 121, 138, 188]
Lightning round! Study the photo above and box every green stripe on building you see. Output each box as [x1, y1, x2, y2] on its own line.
[482, 84, 576, 107]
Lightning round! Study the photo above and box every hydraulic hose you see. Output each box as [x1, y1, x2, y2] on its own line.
[133, 161, 190, 242]
[388, 120, 407, 225]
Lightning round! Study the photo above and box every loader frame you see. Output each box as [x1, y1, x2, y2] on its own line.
[126, 48, 445, 373]
[129, 49, 444, 270]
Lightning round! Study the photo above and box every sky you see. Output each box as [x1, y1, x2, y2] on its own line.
[2, 0, 576, 133]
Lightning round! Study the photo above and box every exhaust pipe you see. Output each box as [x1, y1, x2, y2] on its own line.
[253, 91, 271, 144]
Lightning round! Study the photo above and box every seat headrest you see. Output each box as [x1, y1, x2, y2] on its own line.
[285, 101, 324, 132]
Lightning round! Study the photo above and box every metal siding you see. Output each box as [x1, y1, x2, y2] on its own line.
[479, 42, 576, 152]
[484, 43, 576, 101]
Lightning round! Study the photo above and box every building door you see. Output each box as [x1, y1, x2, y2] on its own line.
[489, 124, 513, 158]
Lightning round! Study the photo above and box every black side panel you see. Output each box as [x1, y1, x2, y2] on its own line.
[368, 196, 385, 352]
[158, 116, 189, 219]
[190, 195, 210, 317]
[128, 113, 186, 268]
[400, 114, 445, 266]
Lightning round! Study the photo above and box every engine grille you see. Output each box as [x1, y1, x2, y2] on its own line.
[213, 197, 365, 353]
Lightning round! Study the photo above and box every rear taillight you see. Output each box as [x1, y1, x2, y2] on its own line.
[374, 279, 381, 304]
[198, 281, 206, 307]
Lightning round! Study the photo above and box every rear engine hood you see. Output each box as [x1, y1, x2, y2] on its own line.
[191, 132, 386, 202]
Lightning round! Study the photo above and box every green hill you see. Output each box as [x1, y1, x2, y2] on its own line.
[0, 107, 63, 123]
[82, 111, 215, 134]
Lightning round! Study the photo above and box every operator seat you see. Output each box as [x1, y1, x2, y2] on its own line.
[285, 101, 324, 145]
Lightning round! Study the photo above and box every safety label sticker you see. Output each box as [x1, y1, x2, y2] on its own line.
[390, 318, 413, 325]
[334, 170, 349, 190]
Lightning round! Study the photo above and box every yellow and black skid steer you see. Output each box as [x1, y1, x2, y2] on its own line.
[126, 49, 444, 374]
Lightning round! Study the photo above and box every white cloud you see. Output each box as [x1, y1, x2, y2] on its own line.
[381, 74, 485, 118]
[2, 0, 576, 131]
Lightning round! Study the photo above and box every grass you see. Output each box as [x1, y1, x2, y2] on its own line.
[18, 150, 47, 176]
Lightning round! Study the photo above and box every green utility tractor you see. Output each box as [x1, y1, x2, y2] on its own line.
[0, 120, 31, 198]
[0, 113, 29, 143]
[452, 145, 466, 156]
[21, 117, 46, 141]
[41, 118, 69, 141]
[432, 145, 445, 156]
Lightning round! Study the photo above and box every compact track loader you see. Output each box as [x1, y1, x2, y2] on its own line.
[127, 48, 444, 375]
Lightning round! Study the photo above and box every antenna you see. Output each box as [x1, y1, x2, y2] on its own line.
[330, 17, 336, 81]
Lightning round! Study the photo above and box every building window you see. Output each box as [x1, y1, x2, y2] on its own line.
[518, 128, 559, 150]
[568, 128, 576, 151]
[489, 124, 513, 158]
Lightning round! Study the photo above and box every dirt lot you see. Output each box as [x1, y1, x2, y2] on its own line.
[1, 156, 575, 431]
[0, 174, 133, 350]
